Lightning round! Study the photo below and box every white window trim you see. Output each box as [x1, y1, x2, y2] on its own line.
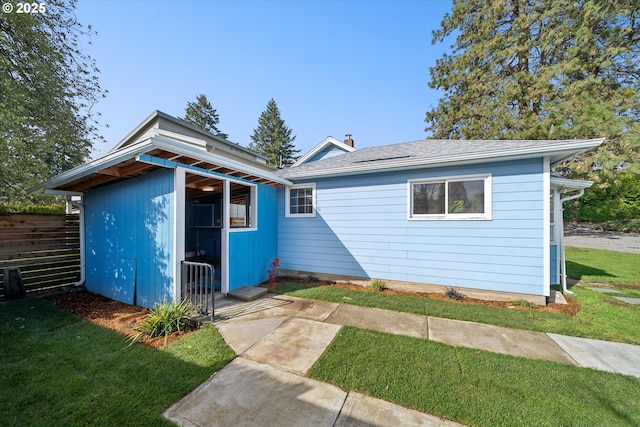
[407, 174, 492, 220]
[285, 183, 316, 218]
[229, 182, 258, 233]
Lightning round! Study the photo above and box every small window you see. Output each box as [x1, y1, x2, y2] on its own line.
[286, 183, 316, 218]
[230, 183, 254, 228]
[409, 175, 491, 220]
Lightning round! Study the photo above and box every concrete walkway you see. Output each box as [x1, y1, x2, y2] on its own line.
[164, 294, 640, 426]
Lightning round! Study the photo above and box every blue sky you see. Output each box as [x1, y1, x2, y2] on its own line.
[76, 0, 454, 158]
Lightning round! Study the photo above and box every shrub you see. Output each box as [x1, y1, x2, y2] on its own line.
[565, 173, 640, 222]
[445, 287, 464, 300]
[371, 279, 386, 292]
[515, 299, 538, 309]
[0, 204, 65, 214]
[128, 299, 199, 347]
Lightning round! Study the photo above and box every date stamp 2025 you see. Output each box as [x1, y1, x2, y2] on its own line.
[3, 2, 47, 14]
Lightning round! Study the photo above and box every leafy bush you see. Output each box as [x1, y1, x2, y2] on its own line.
[566, 173, 640, 222]
[601, 218, 640, 233]
[371, 279, 386, 292]
[128, 299, 199, 346]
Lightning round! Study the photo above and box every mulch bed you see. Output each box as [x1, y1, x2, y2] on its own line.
[261, 280, 579, 316]
[47, 291, 187, 348]
[46, 280, 578, 350]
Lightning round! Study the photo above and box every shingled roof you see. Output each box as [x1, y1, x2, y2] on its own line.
[277, 138, 604, 180]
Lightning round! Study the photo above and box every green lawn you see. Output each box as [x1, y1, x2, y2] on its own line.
[272, 280, 640, 344]
[0, 297, 235, 426]
[310, 327, 640, 427]
[565, 246, 640, 285]
[273, 247, 640, 345]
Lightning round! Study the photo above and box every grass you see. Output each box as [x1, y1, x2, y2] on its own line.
[271, 280, 640, 344]
[565, 246, 640, 285]
[310, 327, 640, 427]
[0, 297, 235, 426]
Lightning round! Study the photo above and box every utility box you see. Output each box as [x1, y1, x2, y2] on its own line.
[3, 268, 25, 299]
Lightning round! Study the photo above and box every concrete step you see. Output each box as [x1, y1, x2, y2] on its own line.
[227, 285, 268, 301]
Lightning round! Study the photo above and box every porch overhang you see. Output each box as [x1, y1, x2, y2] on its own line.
[31, 135, 292, 194]
[550, 176, 594, 192]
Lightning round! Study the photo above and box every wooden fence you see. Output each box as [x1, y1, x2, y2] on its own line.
[0, 213, 80, 298]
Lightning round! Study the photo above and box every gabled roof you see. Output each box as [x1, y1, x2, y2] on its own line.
[277, 138, 605, 180]
[292, 136, 356, 166]
[32, 134, 292, 195]
[32, 110, 292, 195]
[109, 110, 269, 165]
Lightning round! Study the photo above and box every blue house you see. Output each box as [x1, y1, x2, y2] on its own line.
[34, 111, 292, 308]
[276, 135, 603, 304]
[35, 111, 603, 307]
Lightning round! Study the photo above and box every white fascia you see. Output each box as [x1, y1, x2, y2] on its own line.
[293, 136, 356, 166]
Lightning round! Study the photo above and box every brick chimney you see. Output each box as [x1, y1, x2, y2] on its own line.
[344, 134, 354, 147]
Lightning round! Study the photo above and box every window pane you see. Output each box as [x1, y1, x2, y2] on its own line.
[413, 183, 445, 214]
[289, 187, 313, 215]
[448, 180, 484, 214]
[231, 184, 251, 227]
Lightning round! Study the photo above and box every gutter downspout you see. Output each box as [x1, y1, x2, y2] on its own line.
[559, 188, 585, 294]
[70, 200, 86, 287]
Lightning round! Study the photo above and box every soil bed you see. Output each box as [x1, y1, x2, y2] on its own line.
[47, 291, 187, 348]
[47, 280, 578, 349]
[262, 280, 579, 316]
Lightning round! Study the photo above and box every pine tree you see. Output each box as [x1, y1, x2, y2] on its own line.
[426, 0, 640, 178]
[0, 0, 106, 205]
[183, 94, 226, 137]
[249, 99, 299, 167]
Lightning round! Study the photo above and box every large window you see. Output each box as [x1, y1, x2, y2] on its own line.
[286, 183, 316, 218]
[409, 175, 491, 220]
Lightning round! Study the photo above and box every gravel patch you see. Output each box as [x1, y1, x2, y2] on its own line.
[564, 224, 640, 254]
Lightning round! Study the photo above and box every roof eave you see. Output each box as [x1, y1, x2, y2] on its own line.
[281, 138, 605, 181]
[550, 176, 594, 190]
[32, 135, 292, 194]
[31, 139, 157, 193]
[149, 135, 292, 186]
[108, 110, 269, 162]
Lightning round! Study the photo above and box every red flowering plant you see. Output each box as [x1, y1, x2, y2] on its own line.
[268, 257, 280, 282]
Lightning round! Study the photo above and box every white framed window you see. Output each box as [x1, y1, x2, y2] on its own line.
[286, 183, 316, 218]
[408, 174, 492, 220]
[230, 182, 257, 229]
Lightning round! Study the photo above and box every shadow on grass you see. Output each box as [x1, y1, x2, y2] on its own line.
[566, 260, 615, 280]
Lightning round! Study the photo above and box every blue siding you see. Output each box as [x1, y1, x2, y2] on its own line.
[229, 184, 278, 290]
[308, 145, 350, 162]
[278, 158, 547, 295]
[84, 168, 175, 308]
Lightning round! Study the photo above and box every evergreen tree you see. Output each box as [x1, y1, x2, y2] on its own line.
[183, 94, 226, 137]
[426, 0, 640, 178]
[0, 0, 106, 205]
[249, 99, 299, 167]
